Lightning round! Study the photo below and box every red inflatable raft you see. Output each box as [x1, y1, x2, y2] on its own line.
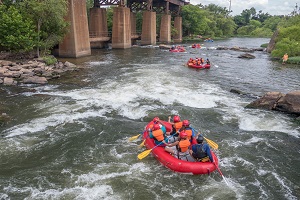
[169, 48, 185, 52]
[141, 120, 218, 175]
[187, 62, 211, 69]
[192, 44, 201, 48]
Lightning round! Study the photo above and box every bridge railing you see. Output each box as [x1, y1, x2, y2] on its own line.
[89, 31, 112, 38]
[89, 31, 141, 39]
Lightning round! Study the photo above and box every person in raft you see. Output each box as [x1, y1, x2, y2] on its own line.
[282, 53, 288, 64]
[206, 58, 210, 65]
[149, 123, 169, 147]
[151, 117, 168, 134]
[165, 131, 195, 161]
[178, 120, 196, 142]
[168, 115, 183, 143]
[189, 135, 213, 162]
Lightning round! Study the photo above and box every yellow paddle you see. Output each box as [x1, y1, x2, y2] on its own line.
[139, 139, 146, 148]
[204, 137, 218, 150]
[137, 132, 177, 160]
[138, 141, 164, 160]
[192, 128, 219, 150]
[128, 134, 141, 141]
[137, 148, 153, 160]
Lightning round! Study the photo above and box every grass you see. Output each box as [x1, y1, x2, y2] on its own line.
[287, 57, 300, 65]
[260, 43, 268, 48]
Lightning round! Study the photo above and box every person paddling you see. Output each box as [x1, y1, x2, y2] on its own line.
[189, 135, 213, 162]
[149, 124, 168, 147]
[165, 131, 195, 161]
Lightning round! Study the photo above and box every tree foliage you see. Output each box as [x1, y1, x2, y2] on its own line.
[272, 25, 300, 57]
[0, 5, 36, 51]
[18, 0, 69, 56]
[181, 4, 235, 37]
[0, 0, 68, 56]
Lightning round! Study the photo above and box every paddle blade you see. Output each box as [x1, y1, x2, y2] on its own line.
[138, 139, 145, 148]
[204, 137, 219, 150]
[128, 134, 140, 141]
[137, 149, 152, 160]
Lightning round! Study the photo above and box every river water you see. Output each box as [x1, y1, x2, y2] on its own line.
[0, 38, 299, 200]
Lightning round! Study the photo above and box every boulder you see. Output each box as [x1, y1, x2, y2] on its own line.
[22, 76, 48, 84]
[3, 77, 17, 85]
[238, 53, 256, 59]
[246, 92, 284, 110]
[159, 44, 172, 49]
[246, 91, 300, 116]
[274, 90, 300, 115]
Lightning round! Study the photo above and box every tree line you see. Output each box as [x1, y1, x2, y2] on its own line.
[0, 0, 299, 59]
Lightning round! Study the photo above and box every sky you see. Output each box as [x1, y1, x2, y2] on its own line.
[189, 0, 300, 16]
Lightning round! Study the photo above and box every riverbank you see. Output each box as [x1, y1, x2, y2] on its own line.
[0, 51, 79, 86]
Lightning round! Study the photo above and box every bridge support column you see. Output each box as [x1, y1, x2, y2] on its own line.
[159, 14, 171, 43]
[141, 11, 156, 45]
[174, 16, 182, 43]
[59, 0, 91, 58]
[89, 7, 108, 48]
[112, 7, 131, 49]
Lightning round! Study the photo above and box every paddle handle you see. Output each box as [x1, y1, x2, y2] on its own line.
[214, 163, 229, 186]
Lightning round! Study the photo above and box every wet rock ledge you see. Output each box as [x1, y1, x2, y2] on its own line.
[0, 59, 78, 85]
[246, 91, 300, 117]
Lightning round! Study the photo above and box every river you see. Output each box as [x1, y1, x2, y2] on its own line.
[0, 38, 299, 200]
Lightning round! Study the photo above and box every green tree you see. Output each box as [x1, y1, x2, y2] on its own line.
[249, 19, 261, 28]
[250, 27, 273, 37]
[181, 4, 210, 36]
[19, 0, 68, 57]
[263, 16, 282, 31]
[0, 5, 36, 51]
[107, 7, 114, 33]
[271, 37, 300, 57]
[271, 20, 300, 57]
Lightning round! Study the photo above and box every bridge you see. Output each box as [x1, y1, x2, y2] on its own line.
[58, 0, 189, 58]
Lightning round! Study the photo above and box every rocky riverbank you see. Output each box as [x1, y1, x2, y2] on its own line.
[0, 59, 78, 85]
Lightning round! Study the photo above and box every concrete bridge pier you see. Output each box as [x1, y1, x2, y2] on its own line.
[173, 16, 182, 43]
[159, 14, 171, 43]
[112, 7, 131, 49]
[89, 7, 108, 48]
[141, 11, 156, 45]
[59, 0, 91, 58]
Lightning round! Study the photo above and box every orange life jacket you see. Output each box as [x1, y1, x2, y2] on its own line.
[174, 122, 183, 132]
[178, 139, 190, 152]
[152, 129, 164, 141]
[185, 129, 193, 140]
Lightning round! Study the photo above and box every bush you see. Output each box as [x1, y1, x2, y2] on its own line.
[43, 56, 57, 66]
[271, 38, 300, 57]
[287, 57, 300, 64]
[261, 43, 268, 48]
[0, 5, 36, 52]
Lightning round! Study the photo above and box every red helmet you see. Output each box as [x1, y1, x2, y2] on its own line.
[153, 117, 160, 123]
[153, 124, 160, 130]
[173, 115, 181, 123]
[179, 131, 187, 138]
[183, 120, 189, 126]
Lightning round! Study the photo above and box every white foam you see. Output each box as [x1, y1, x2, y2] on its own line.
[8, 62, 299, 140]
